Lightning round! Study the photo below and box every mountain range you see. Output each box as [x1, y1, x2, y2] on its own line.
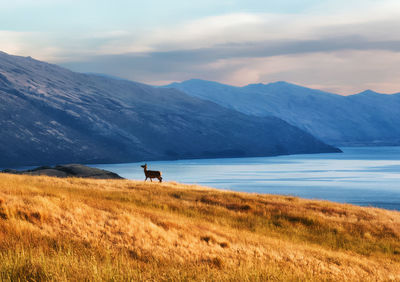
[0, 51, 338, 167]
[166, 79, 400, 146]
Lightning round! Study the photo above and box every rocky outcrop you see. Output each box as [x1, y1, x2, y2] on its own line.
[2, 164, 123, 179]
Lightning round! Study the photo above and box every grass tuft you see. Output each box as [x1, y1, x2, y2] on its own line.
[219, 242, 229, 248]
[200, 235, 216, 244]
[0, 173, 399, 280]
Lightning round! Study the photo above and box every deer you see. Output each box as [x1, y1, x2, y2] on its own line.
[141, 164, 162, 183]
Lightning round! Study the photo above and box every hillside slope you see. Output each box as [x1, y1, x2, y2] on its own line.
[0, 51, 339, 167]
[167, 79, 400, 146]
[0, 174, 399, 280]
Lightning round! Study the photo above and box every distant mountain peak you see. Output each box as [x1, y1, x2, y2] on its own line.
[244, 81, 322, 95]
[184, 78, 209, 83]
[182, 78, 229, 86]
[269, 81, 293, 86]
[175, 79, 303, 90]
[356, 89, 382, 96]
[246, 82, 265, 87]
[246, 81, 303, 89]
[0, 50, 34, 60]
[167, 79, 238, 91]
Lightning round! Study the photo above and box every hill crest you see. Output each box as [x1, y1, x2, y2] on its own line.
[0, 173, 399, 280]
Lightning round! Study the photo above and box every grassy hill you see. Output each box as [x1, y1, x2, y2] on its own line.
[0, 173, 399, 281]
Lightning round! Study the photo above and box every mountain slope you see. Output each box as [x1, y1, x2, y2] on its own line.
[167, 79, 400, 146]
[0, 52, 339, 167]
[1, 174, 399, 280]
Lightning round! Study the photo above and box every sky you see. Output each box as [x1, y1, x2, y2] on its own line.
[1, 0, 400, 94]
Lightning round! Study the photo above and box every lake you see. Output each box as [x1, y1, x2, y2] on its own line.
[92, 147, 400, 211]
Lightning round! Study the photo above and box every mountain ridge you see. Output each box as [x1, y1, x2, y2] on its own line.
[170, 78, 400, 96]
[0, 51, 339, 167]
[166, 79, 400, 146]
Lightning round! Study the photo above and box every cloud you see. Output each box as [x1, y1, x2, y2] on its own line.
[3, 0, 400, 93]
[0, 31, 65, 61]
[217, 50, 400, 95]
[124, 2, 400, 53]
[62, 47, 400, 95]
[61, 33, 400, 90]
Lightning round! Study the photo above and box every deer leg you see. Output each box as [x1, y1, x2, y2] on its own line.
[144, 176, 147, 182]
[158, 177, 162, 183]
[150, 178, 152, 182]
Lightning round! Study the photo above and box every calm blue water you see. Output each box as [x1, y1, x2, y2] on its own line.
[92, 147, 400, 211]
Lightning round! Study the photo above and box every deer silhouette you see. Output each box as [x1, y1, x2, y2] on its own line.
[141, 164, 162, 183]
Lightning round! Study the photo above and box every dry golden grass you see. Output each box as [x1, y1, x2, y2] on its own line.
[0, 173, 399, 281]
